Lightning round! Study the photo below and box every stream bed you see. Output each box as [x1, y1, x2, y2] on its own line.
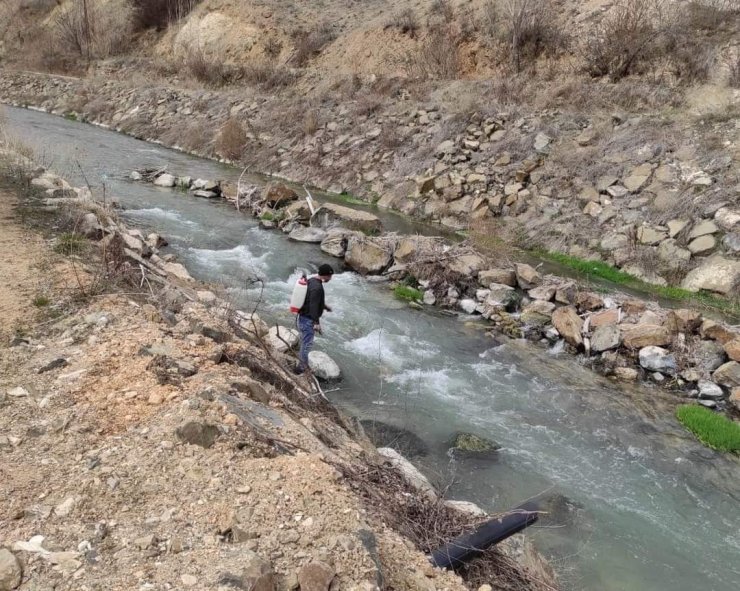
[5, 105, 740, 591]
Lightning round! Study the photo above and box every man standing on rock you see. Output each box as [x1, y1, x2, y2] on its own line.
[294, 264, 334, 375]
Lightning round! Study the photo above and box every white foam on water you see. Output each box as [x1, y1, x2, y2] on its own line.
[344, 329, 439, 370]
[126, 207, 195, 225]
[386, 367, 462, 402]
[188, 244, 269, 276]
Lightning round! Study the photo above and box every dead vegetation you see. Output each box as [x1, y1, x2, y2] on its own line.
[215, 117, 247, 162]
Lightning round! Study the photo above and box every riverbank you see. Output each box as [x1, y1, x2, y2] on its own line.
[0, 67, 738, 302]
[0, 137, 558, 590]
[126, 159, 740, 432]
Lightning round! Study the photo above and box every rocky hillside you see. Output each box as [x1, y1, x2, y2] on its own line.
[1, 1, 738, 294]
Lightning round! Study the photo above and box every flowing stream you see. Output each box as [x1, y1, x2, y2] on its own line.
[5, 106, 740, 591]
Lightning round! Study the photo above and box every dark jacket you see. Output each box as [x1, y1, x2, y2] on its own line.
[299, 277, 326, 323]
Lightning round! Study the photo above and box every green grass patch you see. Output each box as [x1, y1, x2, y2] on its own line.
[337, 192, 368, 206]
[260, 211, 275, 221]
[63, 112, 78, 121]
[676, 404, 740, 453]
[32, 295, 50, 308]
[54, 232, 86, 255]
[393, 284, 423, 303]
[536, 250, 738, 319]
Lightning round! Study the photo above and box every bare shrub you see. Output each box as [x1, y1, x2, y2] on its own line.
[727, 50, 740, 87]
[241, 61, 297, 89]
[503, 0, 568, 72]
[389, 9, 420, 37]
[683, 0, 740, 30]
[431, 0, 455, 22]
[354, 94, 384, 117]
[131, 0, 201, 30]
[482, 0, 499, 38]
[403, 26, 462, 79]
[263, 36, 283, 59]
[290, 23, 335, 67]
[302, 110, 319, 136]
[184, 44, 235, 87]
[53, 0, 133, 59]
[163, 120, 212, 153]
[215, 118, 247, 161]
[584, 0, 663, 81]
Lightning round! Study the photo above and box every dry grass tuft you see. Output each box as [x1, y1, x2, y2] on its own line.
[215, 118, 247, 161]
[290, 23, 336, 67]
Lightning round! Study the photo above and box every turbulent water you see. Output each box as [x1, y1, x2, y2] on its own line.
[6, 106, 740, 591]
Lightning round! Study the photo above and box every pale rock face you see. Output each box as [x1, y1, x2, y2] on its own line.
[681, 256, 740, 295]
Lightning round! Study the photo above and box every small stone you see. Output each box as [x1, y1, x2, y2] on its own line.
[729, 387, 740, 411]
[176, 422, 220, 448]
[614, 367, 639, 381]
[697, 380, 725, 400]
[0, 548, 22, 591]
[688, 220, 719, 239]
[639, 346, 676, 374]
[181, 574, 197, 587]
[54, 497, 76, 517]
[134, 534, 156, 550]
[37, 358, 68, 374]
[688, 234, 716, 255]
[298, 561, 335, 591]
[7, 387, 29, 398]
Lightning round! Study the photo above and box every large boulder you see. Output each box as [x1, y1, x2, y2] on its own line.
[288, 226, 327, 243]
[267, 326, 299, 353]
[479, 268, 517, 287]
[265, 184, 299, 208]
[552, 306, 583, 348]
[681, 256, 740, 295]
[448, 432, 501, 459]
[378, 448, 437, 500]
[444, 252, 486, 277]
[345, 237, 393, 275]
[713, 361, 740, 388]
[153, 173, 176, 187]
[514, 263, 542, 289]
[639, 346, 677, 374]
[622, 324, 671, 349]
[308, 351, 341, 381]
[481, 283, 520, 316]
[723, 338, 740, 362]
[591, 325, 621, 352]
[320, 228, 355, 258]
[311, 203, 382, 234]
[393, 236, 444, 265]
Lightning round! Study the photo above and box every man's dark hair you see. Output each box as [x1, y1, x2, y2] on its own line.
[318, 264, 334, 276]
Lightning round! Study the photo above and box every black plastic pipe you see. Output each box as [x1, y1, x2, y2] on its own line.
[429, 501, 540, 569]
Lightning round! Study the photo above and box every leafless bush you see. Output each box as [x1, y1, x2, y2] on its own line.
[390, 8, 420, 37]
[302, 110, 319, 136]
[53, 0, 133, 59]
[682, 0, 740, 30]
[162, 120, 212, 153]
[403, 26, 462, 79]
[503, 0, 568, 72]
[584, 0, 664, 81]
[241, 61, 297, 89]
[215, 118, 247, 161]
[727, 50, 740, 87]
[263, 36, 283, 59]
[431, 0, 456, 22]
[482, 0, 499, 38]
[131, 0, 201, 30]
[184, 44, 235, 87]
[354, 94, 384, 117]
[290, 23, 335, 67]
